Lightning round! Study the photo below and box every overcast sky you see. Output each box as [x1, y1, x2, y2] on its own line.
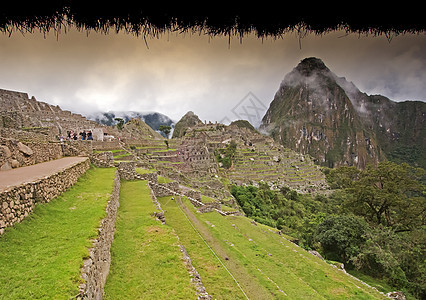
[0, 27, 425, 125]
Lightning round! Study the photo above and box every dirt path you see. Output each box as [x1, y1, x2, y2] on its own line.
[0, 157, 89, 191]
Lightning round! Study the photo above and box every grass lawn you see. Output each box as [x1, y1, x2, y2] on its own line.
[103, 180, 195, 299]
[160, 196, 387, 300]
[0, 167, 116, 299]
[136, 167, 157, 174]
[197, 210, 387, 299]
[158, 196, 271, 299]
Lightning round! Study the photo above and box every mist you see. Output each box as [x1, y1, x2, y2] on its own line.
[0, 28, 425, 124]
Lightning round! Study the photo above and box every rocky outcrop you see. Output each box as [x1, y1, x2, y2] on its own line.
[386, 291, 406, 300]
[0, 157, 90, 235]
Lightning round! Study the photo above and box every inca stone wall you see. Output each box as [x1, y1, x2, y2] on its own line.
[90, 151, 115, 168]
[91, 141, 121, 151]
[0, 157, 90, 235]
[0, 138, 94, 171]
[184, 190, 201, 202]
[117, 161, 138, 180]
[0, 88, 109, 141]
[197, 202, 221, 213]
[0, 138, 63, 170]
[149, 181, 180, 198]
[78, 170, 120, 300]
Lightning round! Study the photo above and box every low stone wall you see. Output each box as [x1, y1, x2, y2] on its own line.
[0, 138, 94, 171]
[78, 170, 121, 300]
[117, 161, 138, 180]
[91, 140, 121, 151]
[149, 181, 180, 198]
[138, 172, 158, 182]
[0, 138, 63, 170]
[90, 151, 115, 168]
[184, 190, 202, 202]
[198, 202, 221, 213]
[0, 157, 90, 235]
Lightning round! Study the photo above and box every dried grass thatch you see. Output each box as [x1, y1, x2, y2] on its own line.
[1, 2, 425, 38]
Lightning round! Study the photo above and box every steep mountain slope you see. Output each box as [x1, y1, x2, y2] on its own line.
[121, 118, 163, 140]
[261, 57, 425, 169]
[172, 111, 203, 138]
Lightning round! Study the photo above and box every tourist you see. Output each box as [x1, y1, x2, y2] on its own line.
[87, 131, 93, 140]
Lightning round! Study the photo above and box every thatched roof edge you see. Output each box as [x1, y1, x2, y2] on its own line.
[1, 3, 425, 37]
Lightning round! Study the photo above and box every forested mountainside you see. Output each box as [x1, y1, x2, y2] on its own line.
[260, 57, 425, 169]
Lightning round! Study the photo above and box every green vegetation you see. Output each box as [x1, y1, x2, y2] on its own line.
[216, 140, 237, 169]
[159, 195, 385, 299]
[387, 145, 425, 170]
[104, 181, 195, 299]
[159, 125, 172, 138]
[114, 117, 124, 130]
[230, 120, 256, 132]
[0, 167, 116, 299]
[158, 196, 253, 299]
[232, 161, 425, 299]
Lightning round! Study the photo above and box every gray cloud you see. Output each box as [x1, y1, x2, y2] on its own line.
[0, 28, 425, 124]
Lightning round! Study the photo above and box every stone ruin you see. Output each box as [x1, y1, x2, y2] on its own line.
[90, 151, 115, 168]
[0, 88, 110, 142]
[0, 158, 90, 235]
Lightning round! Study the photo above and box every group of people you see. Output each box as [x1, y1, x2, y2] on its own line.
[59, 130, 93, 142]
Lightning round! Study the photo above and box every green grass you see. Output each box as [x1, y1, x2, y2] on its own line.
[0, 167, 116, 299]
[103, 180, 196, 299]
[160, 196, 387, 300]
[158, 196, 272, 299]
[136, 167, 157, 174]
[93, 149, 123, 154]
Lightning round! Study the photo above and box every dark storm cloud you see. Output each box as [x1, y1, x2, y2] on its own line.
[0, 28, 425, 124]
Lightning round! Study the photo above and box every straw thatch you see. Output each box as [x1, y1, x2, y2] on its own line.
[1, 2, 425, 38]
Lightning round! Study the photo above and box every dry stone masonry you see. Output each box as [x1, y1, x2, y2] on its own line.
[78, 170, 121, 300]
[90, 151, 115, 168]
[0, 157, 90, 235]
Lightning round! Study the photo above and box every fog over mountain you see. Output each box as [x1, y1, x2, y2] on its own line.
[86, 111, 175, 132]
[0, 28, 425, 125]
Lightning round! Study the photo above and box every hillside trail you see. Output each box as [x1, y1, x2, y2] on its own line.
[0, 156, 88, 191]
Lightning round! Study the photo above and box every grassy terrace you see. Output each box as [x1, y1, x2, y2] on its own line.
[160, 196, 386, 300]
[104, 180, 195, 299]
[0, 167, 116, 299]
[158, 196, 263, 299]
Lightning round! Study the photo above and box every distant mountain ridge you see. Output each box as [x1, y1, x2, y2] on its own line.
[260, 57, 426, 169]
[87, 111, 175, 135]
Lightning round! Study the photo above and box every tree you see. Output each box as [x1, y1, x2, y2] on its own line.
[114, 118, 124, 130]
[159, 125, 171, 138]
[315, 215, 368, 263]
[327, 161, 425, 231]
